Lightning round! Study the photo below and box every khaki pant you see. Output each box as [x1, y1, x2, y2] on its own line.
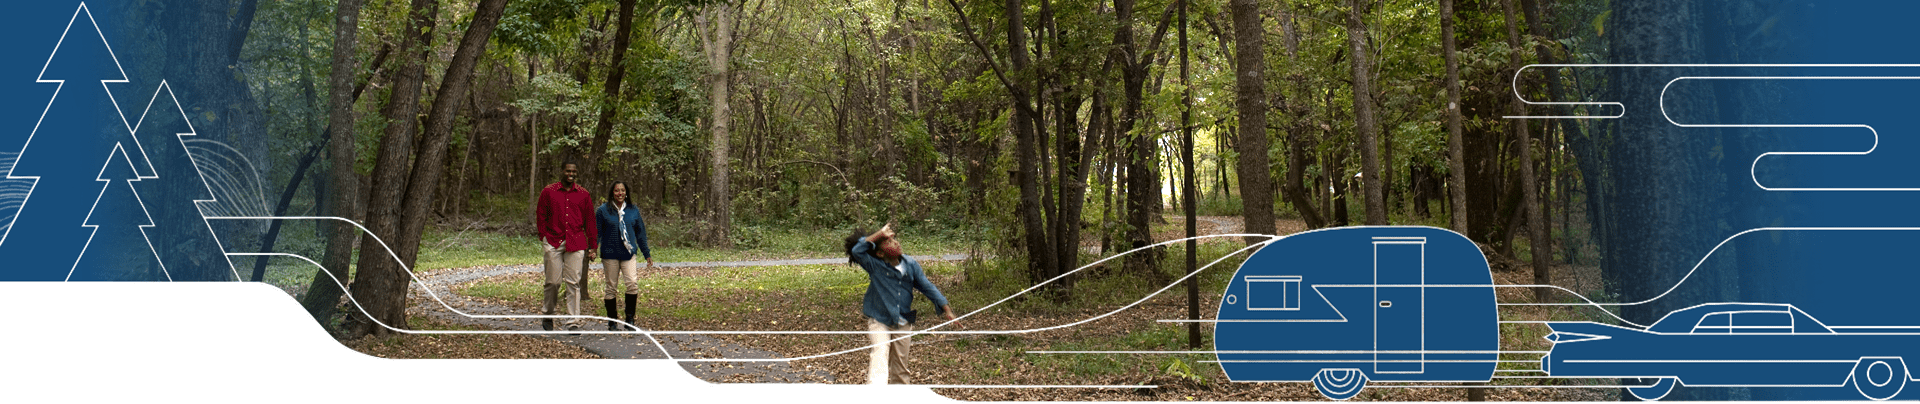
[542, 244, 584, 321]
[601, 259, 640, 296]
[866, 318, 914, 385]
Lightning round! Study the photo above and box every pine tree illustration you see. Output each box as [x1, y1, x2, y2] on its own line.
[0, 4, 152, 280]
[70, 144, 164, 281]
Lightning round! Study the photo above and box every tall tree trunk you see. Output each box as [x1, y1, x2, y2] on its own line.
[1229, 0, 1274, 242]
[1114, 0, 1175, 276]
[1177, 0, 1201, 349]
[696, 3, 735, 247]
[304, 0, 367, 325]
[394, 0, 512, 301]
[1500, 0, 1551, 303]
[1521, 0, 1585, 266]
[1347, 0, 1385, 225]
[349, 0, 438, 337]
[1004, 0, 1052, 285]
[1441, 0, 1469, 235]
[585, 0, 638, 185]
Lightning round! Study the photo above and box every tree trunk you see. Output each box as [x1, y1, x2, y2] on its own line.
[1441, 0, 1470, 235]
[1230, 0, 1274, 242]
[1002, 0, 1053, 285]
[585, 0, 638, 185]
[1347, 0, 1385, 225]
[696, 3, 735, 247]
[393, 0, 512, 308]
[304, 0, 367, 325]
[349, 0, 438, 337]
[1178, 0, 1201, 349]
[1500, 0, 1551, 302]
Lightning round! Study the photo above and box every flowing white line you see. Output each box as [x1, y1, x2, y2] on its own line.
[1028, 350, 1531, 354]
[1485, 227, 1920, 330]
[672, 234, 1279, 362]
[232, 252, 673, 352]
[207, 216, 1280, 363]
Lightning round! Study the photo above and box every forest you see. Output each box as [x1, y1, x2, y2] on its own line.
[157, 0, 1788, 399]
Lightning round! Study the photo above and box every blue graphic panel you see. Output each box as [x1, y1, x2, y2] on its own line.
[1214, 226, 1495, 400]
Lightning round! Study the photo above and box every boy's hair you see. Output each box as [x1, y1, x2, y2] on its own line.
[844, 228, 871, 265]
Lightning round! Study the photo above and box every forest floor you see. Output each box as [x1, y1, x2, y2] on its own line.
[347, 216, 1618, 401]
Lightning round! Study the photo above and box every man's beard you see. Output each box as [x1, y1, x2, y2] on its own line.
[880, 242, 903, 260]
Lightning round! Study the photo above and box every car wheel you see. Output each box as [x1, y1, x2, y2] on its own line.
[1312, 368, 1368, 400]
[1627, 377, 1676, 401]
[1852, 357, 1908, 401]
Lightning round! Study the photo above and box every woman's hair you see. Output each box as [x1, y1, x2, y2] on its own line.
[604, 181, 631, 210]
[844, 228, 870, 265]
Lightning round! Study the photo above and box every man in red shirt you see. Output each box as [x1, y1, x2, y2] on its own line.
[536, 162, 598, 331]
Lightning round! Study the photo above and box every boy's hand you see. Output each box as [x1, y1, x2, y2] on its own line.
[941, 306, 957, 321]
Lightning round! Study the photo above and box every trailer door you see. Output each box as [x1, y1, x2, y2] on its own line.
[1374, 237, 1426, 374]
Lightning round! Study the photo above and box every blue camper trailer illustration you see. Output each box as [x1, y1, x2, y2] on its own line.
[1214, 226, 1498, 400]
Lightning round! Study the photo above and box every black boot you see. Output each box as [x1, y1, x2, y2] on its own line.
[542, 319, 554, 331]
[623, 293, 639, 331]
[604, 299, 619, 331]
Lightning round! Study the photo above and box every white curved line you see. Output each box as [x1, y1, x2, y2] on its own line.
[1658, 76, 1920, 191]
[1507, 64, 1624, 119]
[675, 234, 1280, 362]
[218, 214, 1281, 362]
[1495, 227, 1920, 330]
[232, 252, 672, 354]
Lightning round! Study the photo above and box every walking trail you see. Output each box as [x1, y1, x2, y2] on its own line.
[410, 216, 1242, 383]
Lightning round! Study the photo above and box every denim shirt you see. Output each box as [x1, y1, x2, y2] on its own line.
[594, 203, 651, 261]
[851, 239, 949, 326]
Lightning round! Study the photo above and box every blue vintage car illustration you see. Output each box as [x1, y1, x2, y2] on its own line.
[1214, 226, 1498, 400]
[1542, 303, 1920, 400]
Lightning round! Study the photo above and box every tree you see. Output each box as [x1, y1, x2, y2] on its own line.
[0, 4, 156, 281]
[1441, 0, 1468, 235]
[70, 145, 166, 281]
[1500, 0, 1551, 302]
[584, 0, 639, 186]
[131, 82, 238, 283]
[695, 1, 736, 247]
[1347, 0, 1385, 226]
[1228, 0, 1273, 242]
[305, 0, 368, 324]
[351, 0, 440, 336]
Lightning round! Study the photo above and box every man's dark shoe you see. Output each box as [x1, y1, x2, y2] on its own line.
[542, 319, 554, 331]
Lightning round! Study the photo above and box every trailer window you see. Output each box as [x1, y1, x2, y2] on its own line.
[1245, 276, 1302, 311]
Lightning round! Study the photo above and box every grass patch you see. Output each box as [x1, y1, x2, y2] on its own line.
[411, 220, 981, 272]
[415, 228, 545, 271]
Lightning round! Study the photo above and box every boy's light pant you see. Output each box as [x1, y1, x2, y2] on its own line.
[866, 318, 914, 385]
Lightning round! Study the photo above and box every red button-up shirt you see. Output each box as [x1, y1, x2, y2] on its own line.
[537, 182, 598, 252]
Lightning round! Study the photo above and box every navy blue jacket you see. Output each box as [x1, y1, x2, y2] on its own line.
[594, 202, 651, 261]
[851, 239, 949, 326]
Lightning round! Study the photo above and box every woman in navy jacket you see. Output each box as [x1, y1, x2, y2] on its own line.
[594, 181, 652, 331]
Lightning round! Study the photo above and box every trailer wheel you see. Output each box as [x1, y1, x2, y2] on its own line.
[1852, 357, 1907, 401]
[1627, 377, 1676, 401]
[1312, 368, 1367, 400]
